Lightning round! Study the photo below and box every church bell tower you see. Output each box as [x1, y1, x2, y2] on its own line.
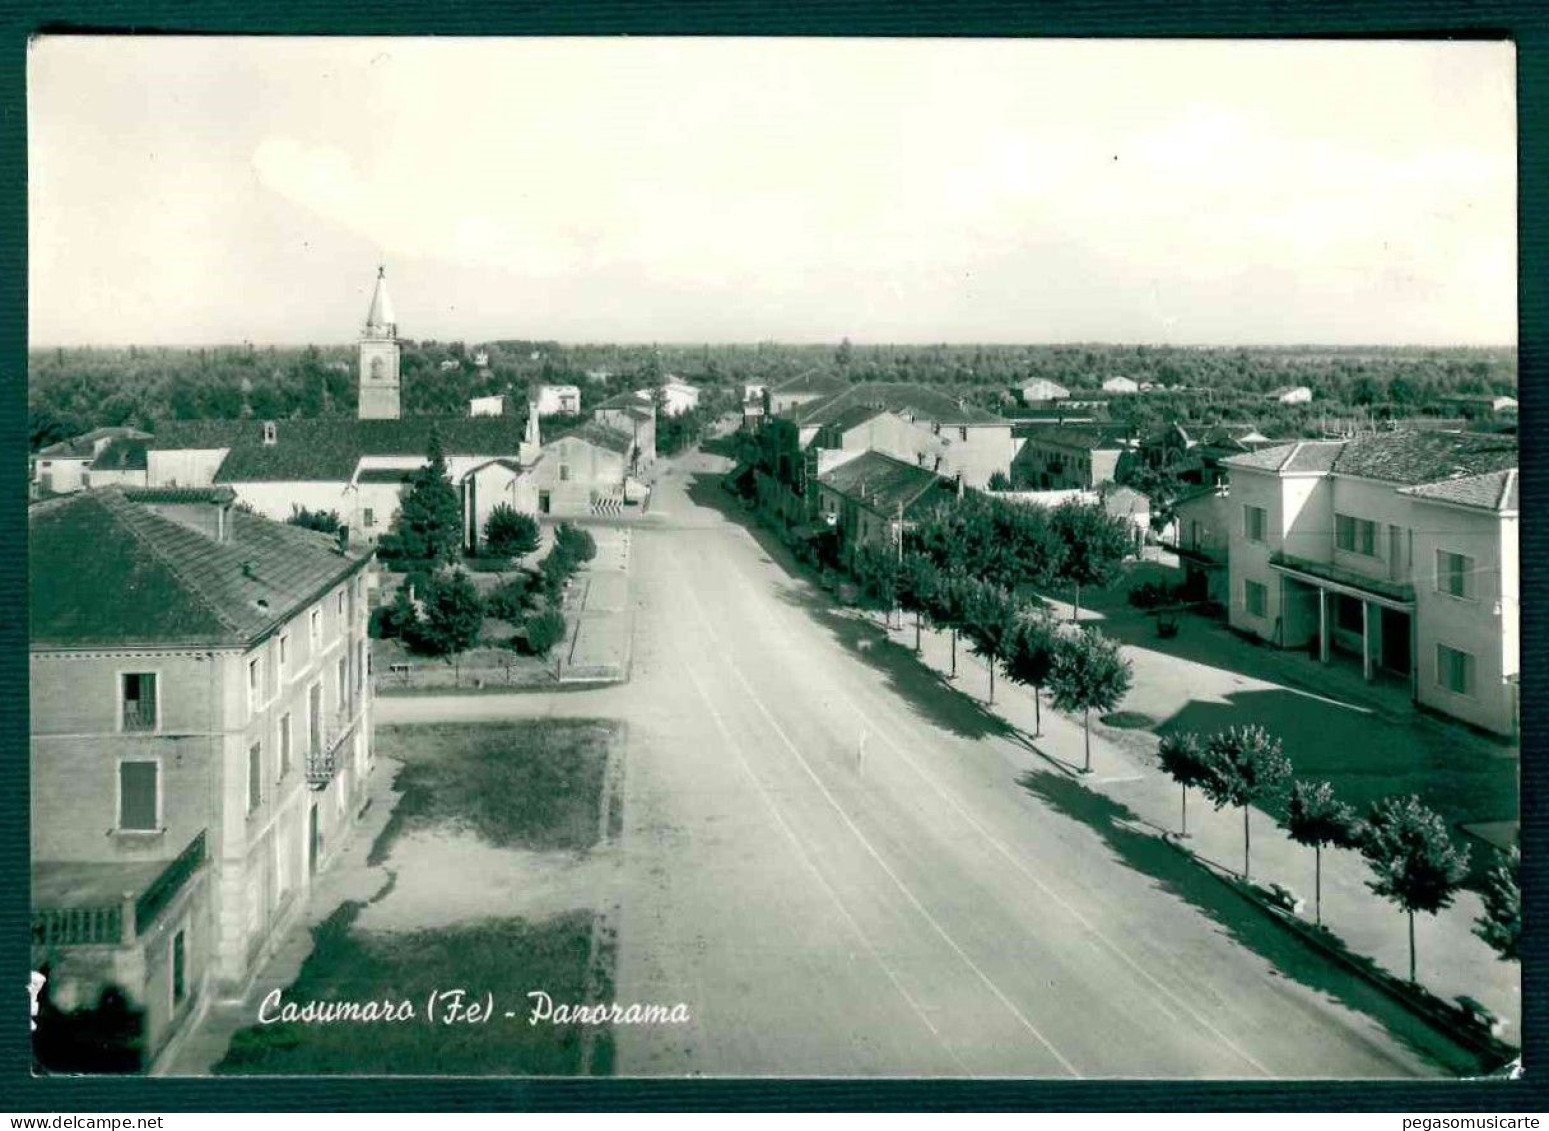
[358, 266, 401, 420]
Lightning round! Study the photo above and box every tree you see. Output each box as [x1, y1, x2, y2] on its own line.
[960, 580, 1017, 704]
[389, 429, 463, 564]
[1047, 629, 1133, 773]
[897, 552, 941, 653]
[1199, 726, 1292, 880]
[987, 470, 1012, 491]
[1157, 731, 1213, 839]
[486, 572, 534, 623]
[1281, 780, 1359, 925]
[1050, 499, 1134, 621]
[554, 522, 597, 565]
[851, 541, 901, 626]
[415, 569, 485, 658]
[369, 585, 420, 642]
[1474, 845, 1521, 963]
[1001, 609, 1060, 734]
[286, 505, 344, 536]
[483, 505, 540, 558]
[927, 569, 974, 679]
[1360, 794, 1471, 983]
[523, 607, 567, 657]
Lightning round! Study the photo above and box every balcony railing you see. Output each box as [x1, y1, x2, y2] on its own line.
[306, 701, 361, 788]
[32, 829, 207, 948]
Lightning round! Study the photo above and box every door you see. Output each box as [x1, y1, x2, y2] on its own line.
[539, 490, 551, 515]
[1389, 525, 1404, 581]
[308, 804, 320, 876]
[1380, 607, 1411, 676]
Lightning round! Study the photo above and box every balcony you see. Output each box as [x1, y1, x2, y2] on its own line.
[305, 700, 362, 789]
[32, 830, 207, 948]
[1269, 551, 1415, 608]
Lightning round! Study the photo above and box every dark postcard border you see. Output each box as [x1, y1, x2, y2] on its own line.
[0, 1, 1544, 1113]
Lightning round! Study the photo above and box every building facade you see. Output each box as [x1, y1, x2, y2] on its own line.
[357, 267, 401, 421]
[30, 487, 375, 1070]
[1222, 432, 1519, 736]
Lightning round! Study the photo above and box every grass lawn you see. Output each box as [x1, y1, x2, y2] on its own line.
[371, 720, 619, 861]
[215, 902, 605, 1076]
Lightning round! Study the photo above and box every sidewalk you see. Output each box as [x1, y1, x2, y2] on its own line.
[864, 608, 1521, 1042]
[561, 527, 634, 683]
[157, 756, 405, 1076]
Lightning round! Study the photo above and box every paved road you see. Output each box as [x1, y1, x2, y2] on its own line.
[381, 452, 1472, 1079]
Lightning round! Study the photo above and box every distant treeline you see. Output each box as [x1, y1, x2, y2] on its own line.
[28, 340, 1516, 450]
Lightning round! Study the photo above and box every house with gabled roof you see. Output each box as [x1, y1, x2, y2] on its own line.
[767, 369, 847, 415]
[32, 427, 151, 497]
[784, 382, 1017, 490]
[814, 450, 960, 565]
[29, 487, 374, 1069]
[1222, 430, 1519, 735]
[1011, 424, 1135, 490]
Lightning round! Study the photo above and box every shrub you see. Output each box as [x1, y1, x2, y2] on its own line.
[287, 505, 344, 535]
[554, 523, 597, 565]
[463, 555, 512, 573]
[483, 505, 541, 558]
[523, 608, 567, 657]
[411, 569, 485, 656]
[539, 548, 576, 597]
[486, 573, 534, 623]
[369, 586, 420, 641]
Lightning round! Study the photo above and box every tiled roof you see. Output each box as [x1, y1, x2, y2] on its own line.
[150, 417, 531, 483]
[1020, 424, 1133, 451]
[36, 427, 150, 460]
[816, 404, 891, 435]
[773, 370, 848, 396]
[788, 382, 1006, 428]
[355, 468, 415, 484]
[30, 488, 370, 649]
[89, 436, 149, 472]
[817, 450, 951, 515]
[1330, 430, 1518, 485]
[1222, 440, 1344, 475]
[122, 486, 237, 505]
[1401, 469, 1519, 513]
[547, 420, 633, 456]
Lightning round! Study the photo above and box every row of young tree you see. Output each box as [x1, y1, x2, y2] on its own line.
[1155, 726, 1519, 984]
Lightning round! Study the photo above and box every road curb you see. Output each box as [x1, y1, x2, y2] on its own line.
[1160, 832, 1517, 1071]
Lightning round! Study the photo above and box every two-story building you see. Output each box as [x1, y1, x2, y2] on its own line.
[1221, 431, 1519, 736]
[814, 450, 960, 566]
[1011, 425, 1134, 490]
[30, 486, 375, 1070]
[32, 427, 152, 497]
[534, 385, 582, 417]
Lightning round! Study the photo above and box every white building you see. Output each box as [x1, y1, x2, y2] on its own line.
[636, 379, 701, 418]
[1101, 376, 1140, 395]
[469, 394, 508, 417]
[535, 385, 582, 417]
[1222, 431, 1518, 736]
[1020, 379, 1070, 405]
[1268, 385, 1314, 406]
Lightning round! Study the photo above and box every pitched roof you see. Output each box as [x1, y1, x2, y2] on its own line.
[1400, 468, 1519, 513]
[36, 427, 150, 460]
[815, 404, 891, 435]
[1222, 440, 1345, 475]
[773, 369, 848, 396]
[547, 420, 633, 456]
[1330, 430, 1518, 485]
[30, 488, 369, 649]
[365, 266, 396, 333]
[817, 450, 951, 515]
[788, 382, 1006, 428]
[150, 417, 531, 483]
[1020, 424, 1133, 451]
[89, 436, 149, 472]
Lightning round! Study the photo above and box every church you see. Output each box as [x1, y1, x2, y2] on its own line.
[143, 268, 652, 541]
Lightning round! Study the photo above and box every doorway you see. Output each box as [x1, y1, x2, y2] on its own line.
[308, 804, 320, 877]
[1380, 606, 1412, 677]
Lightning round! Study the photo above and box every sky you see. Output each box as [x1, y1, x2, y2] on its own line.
[28, 37, 1516, 347]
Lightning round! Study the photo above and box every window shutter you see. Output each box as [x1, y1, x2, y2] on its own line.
[120, 762, 158, 830]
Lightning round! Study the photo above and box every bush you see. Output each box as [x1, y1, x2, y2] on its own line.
[411, 569, 484, 656]
[539, 548, 576, 597]
[486, 573, 535, 623]
[369, 586, 420, 641]
[463, 555, 513, 573]
[484, 505, 541, 558]
[287, 505, 344, 535]
[523, 608, 567, 657]
[553, 523, 596, 565]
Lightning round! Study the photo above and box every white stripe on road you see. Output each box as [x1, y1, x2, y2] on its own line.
[671, 554, 1082, 1078]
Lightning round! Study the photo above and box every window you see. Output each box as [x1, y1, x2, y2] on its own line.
[338, 656, 349, 714]
[1243, 505, 1267, 545]
[1436, 550, 1476, 600]
[308, 682, 323, 755]
[959, 427, 969, 442]
[310, 609, 322, 652]
[1335, 513, 1378, 557]
[171, 930, 187, 1007]
[279, 713, 292, 779]
[363, 508, 375, 529]
[1244, 579, 1268, 618]
[121, 673, 158, 733]
[1437, 644, 1475, 696]
[247, 742, 263, 813]
[118, 760, 159, 831]
[560, 464, 571, 482]
[337, 590, 346, 619]
[247, 657, 261, 715]
[278, 634, 290, 683]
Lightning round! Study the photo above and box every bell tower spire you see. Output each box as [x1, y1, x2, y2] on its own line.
[358, 265, 402, 420]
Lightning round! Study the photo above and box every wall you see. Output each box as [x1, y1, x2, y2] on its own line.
[225, 481, 355, 525]
[938, 424, 1017, 490]
[1225, 466, 1293, 642]
[358, 338, 401, 420]
[147, 449, 228, 488]
[34, 456, 92, 494]
[530, 438, 627, 516]
[466, 463, 540, 552]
